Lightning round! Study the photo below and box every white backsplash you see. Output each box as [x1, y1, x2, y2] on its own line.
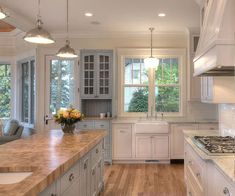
[219, 104, 235, 136]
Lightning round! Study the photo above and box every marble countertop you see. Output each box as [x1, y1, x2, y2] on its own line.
[184, 130, 235, 184]
[112, 117, 218, 124]
[0, 129, 106, 196]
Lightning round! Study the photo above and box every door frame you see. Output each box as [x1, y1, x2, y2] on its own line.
[44, 55, 79, 130]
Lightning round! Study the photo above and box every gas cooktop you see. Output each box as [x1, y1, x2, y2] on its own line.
[193, 136, 235, 155]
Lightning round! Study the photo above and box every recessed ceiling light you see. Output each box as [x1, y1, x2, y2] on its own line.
[158, 13, 166, 17]
[85, 13, 93, 17]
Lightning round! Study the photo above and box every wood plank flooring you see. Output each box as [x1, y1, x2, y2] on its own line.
[100, 164, 186, 196]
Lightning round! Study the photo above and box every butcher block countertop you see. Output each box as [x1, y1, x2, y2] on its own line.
[0, 129, 107, 196]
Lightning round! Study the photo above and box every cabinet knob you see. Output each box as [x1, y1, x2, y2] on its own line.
[96, 149, 99, 153]
[84, 163, 87, 169]
[188, 191, 192, 196]
[92, 169, 95, 175]
[100, 125, 104, 127]
[223, 187, 230, 196]
[51, 194, 57, 196]
[69, 173, 74, 181]
[196, 172, 200, 178]
[84, 124, 87, 127]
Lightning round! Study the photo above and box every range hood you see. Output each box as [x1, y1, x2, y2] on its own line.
[198, 66, 235, 76]
[193, 0, 235, 77]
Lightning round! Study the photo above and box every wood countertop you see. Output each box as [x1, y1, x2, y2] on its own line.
[0, 129, 107, 196]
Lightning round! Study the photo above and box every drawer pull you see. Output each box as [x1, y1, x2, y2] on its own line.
[92, 169, 95, 175]
[120, 130, 126, 133]
[96, 149, 99, 154]
[188, 191, 192, 196]
[100, 125, 104, 127]
[83, 124, 87, 127]
[69, 173, 74, 181]
[84, 163, 87, 169]
[223, 187, 230, 196]
[51, 194, 57, 196]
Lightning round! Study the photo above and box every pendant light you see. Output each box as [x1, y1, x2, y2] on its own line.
[56, 0, 78, 58]
[144, 27, 159, 69]
[0, 7, 7, 20]
[23, 0, 55, 44]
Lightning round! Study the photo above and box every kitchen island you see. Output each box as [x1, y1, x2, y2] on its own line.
[0, 129, 106, 196]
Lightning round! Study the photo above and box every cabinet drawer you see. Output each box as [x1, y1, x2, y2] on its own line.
[91, 142, 102, 166]
[77, 121, 94, 130]
[60, 161, 80, 194]
[185, 145, 205, 187]
[198, 123, 218, 130]
[94, 121, 109, 129]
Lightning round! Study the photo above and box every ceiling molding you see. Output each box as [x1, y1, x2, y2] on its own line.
[1, 4, 34, 32]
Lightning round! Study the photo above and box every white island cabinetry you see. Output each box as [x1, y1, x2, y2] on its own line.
[39, 140, 104, 196]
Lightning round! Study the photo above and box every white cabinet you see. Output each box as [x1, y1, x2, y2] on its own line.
[61, 179, 80, 196]
[135, 135, 169, 159]
[80, 50, 113, 99]
[135, 136, 152, 159]
[112, 124, 132, 159]
[171, 123, 218, 159]
[201, 77, 235, 103]
[171, 124, 198, 159]
[152, 136, 169, 159]
[80, 154, 90, 196]
[39, 181, 57, 196]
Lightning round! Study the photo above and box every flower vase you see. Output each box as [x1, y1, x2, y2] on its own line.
[61, 124, 76, 134]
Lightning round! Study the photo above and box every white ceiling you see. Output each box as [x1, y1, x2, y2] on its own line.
[1, 0, 200, 35]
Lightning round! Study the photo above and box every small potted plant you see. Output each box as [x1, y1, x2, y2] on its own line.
[54, 107, 84, 134]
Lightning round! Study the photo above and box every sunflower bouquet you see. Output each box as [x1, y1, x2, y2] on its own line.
[54, 107, 84, 133]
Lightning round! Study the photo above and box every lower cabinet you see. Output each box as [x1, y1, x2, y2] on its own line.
[135, 135, 169, 159]
[170, 123, 218, 160]
[112, 124, 133, 159]
[39, 140, 104, 196]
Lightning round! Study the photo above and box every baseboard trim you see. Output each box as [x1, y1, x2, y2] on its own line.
[112, 160, 170, 164]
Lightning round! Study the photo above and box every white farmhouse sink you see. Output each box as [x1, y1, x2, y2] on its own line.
[135, 121, 168, 134]
[0, 172, 33, 184]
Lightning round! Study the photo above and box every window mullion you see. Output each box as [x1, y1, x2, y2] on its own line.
[28, 61, 31, 125]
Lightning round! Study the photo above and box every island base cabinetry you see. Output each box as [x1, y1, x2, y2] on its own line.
[39, 140, 104, 196]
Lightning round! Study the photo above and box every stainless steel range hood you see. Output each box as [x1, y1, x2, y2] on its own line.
[198, 66, 235, 76]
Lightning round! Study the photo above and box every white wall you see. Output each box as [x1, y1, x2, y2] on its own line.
[0, 32, 218, 131]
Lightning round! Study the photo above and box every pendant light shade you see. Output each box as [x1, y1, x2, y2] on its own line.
[24, 19, 55, 44]
[24, 0, 55, 44]
[56, 0, 77, 58]
[0, 7, 7, 19]
[57, 40, 78, 58]
[144, 27, 159, 69]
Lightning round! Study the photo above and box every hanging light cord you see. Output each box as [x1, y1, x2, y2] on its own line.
[66, 0, 69, 42]
[150, 27, 154, 57]
[37, 0, 42, 26]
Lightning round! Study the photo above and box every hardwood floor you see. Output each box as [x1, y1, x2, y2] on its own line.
[100, 164, 186, 196]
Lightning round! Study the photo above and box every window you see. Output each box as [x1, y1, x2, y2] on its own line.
[124, 58, 148, 112]
[0, 64, 11, 118]
[49, 59, 75, 114]
[21, 59, 35, 124]
[119, 49, 184, 116]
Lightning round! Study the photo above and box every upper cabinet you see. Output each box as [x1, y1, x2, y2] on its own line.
[80, 50, 113, 99]
[194, 0, 235, 76]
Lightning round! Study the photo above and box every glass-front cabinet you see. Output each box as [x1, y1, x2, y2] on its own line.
[80, 50, 113, 99]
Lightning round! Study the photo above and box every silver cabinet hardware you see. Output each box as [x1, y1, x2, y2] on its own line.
[223, 187, 230, 196]
[69, 173, 74, 181]
[96, 149, 99, 153]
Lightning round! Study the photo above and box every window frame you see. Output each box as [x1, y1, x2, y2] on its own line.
[18, 57, 36, 127]
[0, 63, 12, 119]
[117, 48, 186, 117]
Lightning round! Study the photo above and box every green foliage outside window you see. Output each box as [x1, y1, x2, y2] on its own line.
[0, 64, 11, 118]
[127, 58, 180, 113]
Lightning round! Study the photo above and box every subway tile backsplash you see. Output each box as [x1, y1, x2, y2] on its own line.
[219, 104, 235, 136]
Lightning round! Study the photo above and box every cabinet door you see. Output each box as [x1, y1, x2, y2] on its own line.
[94, 121, 111, 163]
[80, 154, 90, 196]
[113, 124, 132, 159]
[135, 135, 152, 159]
[61, 178, 80, 196]
[152, 136, 169, 159]
[171, 124, 198, 159]
[81, 52, 96, 98]
[90, 164, 97, 196]
[39, 181, 57, 196]
[97, 52, 112, 99]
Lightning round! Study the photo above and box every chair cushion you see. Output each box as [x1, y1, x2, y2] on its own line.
[3, 119, 20, 136]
